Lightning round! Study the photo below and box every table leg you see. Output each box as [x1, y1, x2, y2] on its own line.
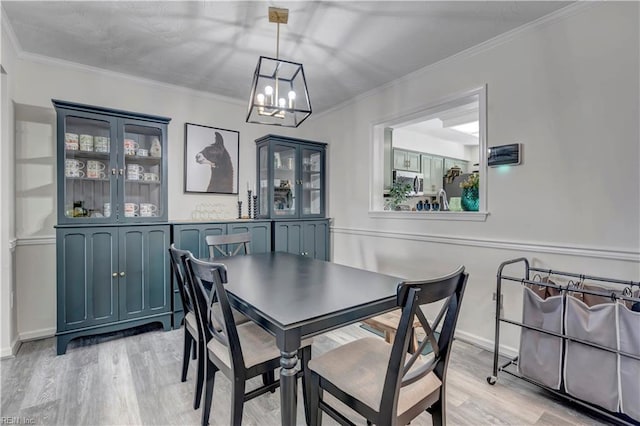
[280, 350, 299, 426]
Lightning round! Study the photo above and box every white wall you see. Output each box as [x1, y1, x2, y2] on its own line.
[303, 2, 640, 352]
[1, 14, 18, 357]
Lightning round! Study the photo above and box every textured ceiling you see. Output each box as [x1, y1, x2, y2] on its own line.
[2, 1, 570, 113]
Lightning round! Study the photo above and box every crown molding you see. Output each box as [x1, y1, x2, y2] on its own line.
[1, 6, 22, 61]
[315, 1, 596, 121]
[331, 226, 640, 263]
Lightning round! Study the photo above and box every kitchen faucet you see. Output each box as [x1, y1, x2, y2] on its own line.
[437, 188, 449, 211]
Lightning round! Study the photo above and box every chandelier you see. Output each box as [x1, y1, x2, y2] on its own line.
[246, 7, 311, 127]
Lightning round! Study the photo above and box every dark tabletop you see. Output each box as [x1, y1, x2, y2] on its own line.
[216, 252, 403, 331]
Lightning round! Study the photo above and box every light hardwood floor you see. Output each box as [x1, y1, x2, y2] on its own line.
[1, 323, 607, 425]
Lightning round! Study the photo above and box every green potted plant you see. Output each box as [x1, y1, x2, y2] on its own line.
[460, 173, 479, 211]
[387, 181, 413, 210]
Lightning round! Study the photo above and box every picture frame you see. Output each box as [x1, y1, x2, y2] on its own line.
[184, 123, 239, 194]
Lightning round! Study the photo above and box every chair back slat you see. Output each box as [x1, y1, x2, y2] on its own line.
[379, 266, 468, 421]
[183, 254, 245, 372]
[206, 232, 251, 258]
[168, 244, 195, 315]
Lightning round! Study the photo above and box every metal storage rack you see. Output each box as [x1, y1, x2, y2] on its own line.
[487, 257, 640, 426]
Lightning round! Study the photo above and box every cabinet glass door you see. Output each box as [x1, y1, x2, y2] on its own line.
[258, 145, 269, 217]
[301, 148, 323, 216]
[272, 144, 296, 217]
[63, 115, 115, 221]
[122, 123, 164, 220]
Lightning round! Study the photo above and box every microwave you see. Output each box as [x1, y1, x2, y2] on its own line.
[393, 170, 423, 195]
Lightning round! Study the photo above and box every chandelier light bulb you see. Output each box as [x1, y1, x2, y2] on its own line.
[256, 93, 265, 105]
[265, 85, 274, 105]
[278, 98, 286, 108]
[288, 91, 296, 109]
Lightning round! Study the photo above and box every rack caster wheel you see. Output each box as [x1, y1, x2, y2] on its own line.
[487, 376, 497, 385]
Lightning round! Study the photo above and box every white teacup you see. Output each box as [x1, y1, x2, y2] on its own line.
[124, 139, 139, 156]
[65, 133, 79, 151]
[79, 134, 94, 151]
[94, 136, 110, 153]
[127, 164, 144, 180]
[103, 203, 111, 217]
[65, 159, 85, 177]
[124, 203, 139, 217]
[87, 160, 106, 179]
[143, 172, 159, 182]
[140, 203, 158, 217]
[137, 148, 148, 157]
[65, 169, 85, 178]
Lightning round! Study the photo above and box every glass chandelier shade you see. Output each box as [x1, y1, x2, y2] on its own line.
[246, 56, 311, 127]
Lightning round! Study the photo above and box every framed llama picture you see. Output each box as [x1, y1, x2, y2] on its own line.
[184, 123, 239, 194]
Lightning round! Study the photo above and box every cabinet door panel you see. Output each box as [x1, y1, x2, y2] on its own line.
[120, 228, 145, 316]
[228, 222, 271, 254]
[274, 222, 303, 255]
[147, 228, 169, 310]
[119, 226, 170, 320]
[393, 150, 406, 170]
[303, 220, 329, 260]
[57, 228, 117, 331]
[173, 224, 227, 259]
[407, 152, 421, 172]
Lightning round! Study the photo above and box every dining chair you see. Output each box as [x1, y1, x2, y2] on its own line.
[205, 232, 251, 259]
[308, 266, 468, 426]
[168, 244, 203, 409]
[183, 254, 314, 426]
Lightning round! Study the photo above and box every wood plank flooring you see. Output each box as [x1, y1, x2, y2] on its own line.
[1, 323, 609, 425]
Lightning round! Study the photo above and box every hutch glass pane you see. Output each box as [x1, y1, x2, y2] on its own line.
[273, 144, 296, 217]
[259, 145, 268, 216]
[63, 115, 112, 219]
[302, 149, 322, 215]
[123, 123, 163, 219]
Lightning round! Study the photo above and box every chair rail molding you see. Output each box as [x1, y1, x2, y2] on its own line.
[330, 226, 640, 263]
[15, 235, 56, 246]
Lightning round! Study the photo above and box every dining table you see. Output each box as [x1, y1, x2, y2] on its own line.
[215, 251, 404, 426]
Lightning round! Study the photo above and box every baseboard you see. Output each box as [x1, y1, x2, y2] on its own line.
[454, 329, 518, 359]
[0, 337, 21, 359]
[19, 327, 56, 342]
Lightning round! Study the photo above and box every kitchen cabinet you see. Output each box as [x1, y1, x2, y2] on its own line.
[444, 158, 469, 174]
[53, 99, 170, 224]
[393, 149, 421, 173]
[421, 155, 444, 195]
[273, 219, 330, 261]
[171, 220, 272, 326]
[256, 135, 326, 219]
[54, 100, 172, 355]
[56, 225, 172, 354]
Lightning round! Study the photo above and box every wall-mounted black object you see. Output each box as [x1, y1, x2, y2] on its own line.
[488, 143, 521, 167]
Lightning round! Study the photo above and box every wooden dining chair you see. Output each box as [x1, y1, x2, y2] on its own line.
[308, 266, 468, 426]
[205, 232, 251, 259]
[182, 254, 314, 426]
[168, 244, 202, 409]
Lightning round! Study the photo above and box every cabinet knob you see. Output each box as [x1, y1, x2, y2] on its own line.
[119, 272, 125, 277]
[119, 169, 124, 176]
[112, 272, 117, 277]
[111, 168, 117, 175]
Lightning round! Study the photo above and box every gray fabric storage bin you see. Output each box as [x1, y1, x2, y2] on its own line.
[518, 287, 563, 389]
[618, 302, 640, 422]
[564, 296, 619, 412]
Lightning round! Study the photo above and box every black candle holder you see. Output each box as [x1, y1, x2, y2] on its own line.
[253, 195, 258, 219]
[237, 201, 242, 219]
[247, 190, 252, 219]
